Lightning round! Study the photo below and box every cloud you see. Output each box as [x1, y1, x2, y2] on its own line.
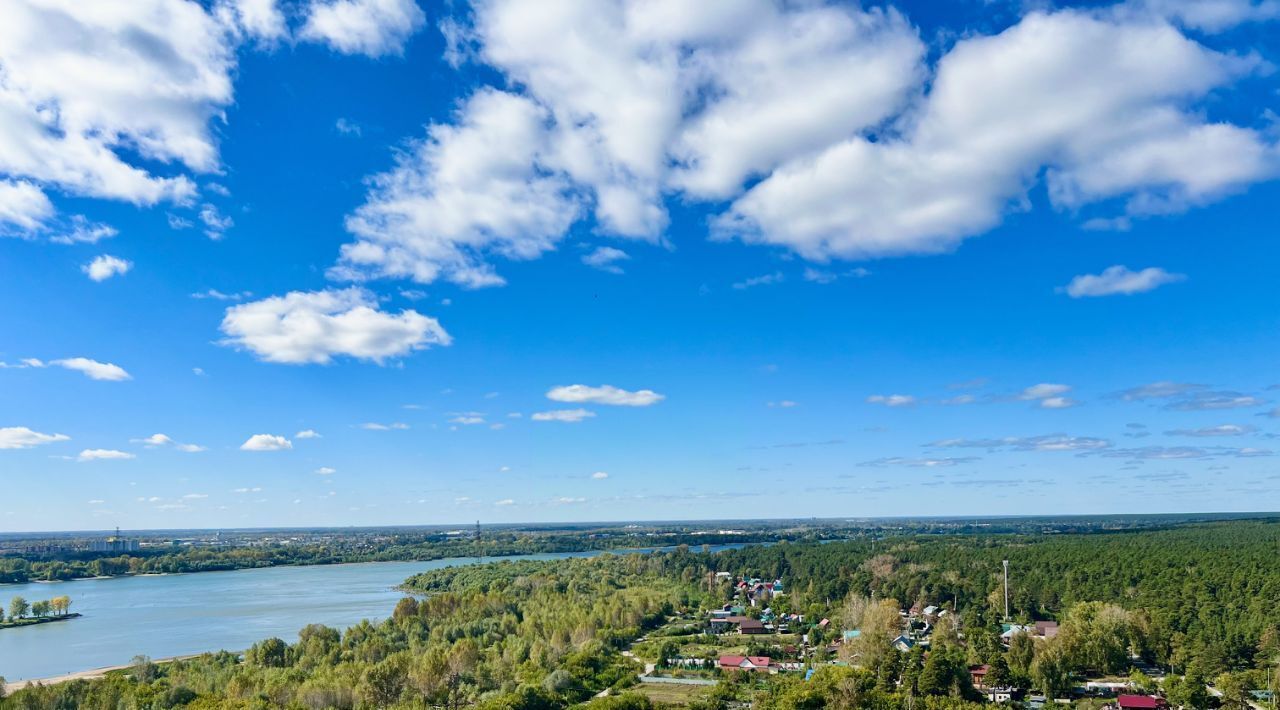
[331, 3, 1277, 287]
[83, 255, 132, 282]
[1164, 391, 1267, 411]
[295, 429, 322, 439]
[867, 394, 916, 407]
[335, 117, 362, 136]
[1021, 383, 1070, 400]
[0, 0, 236, 226]
[132, 433, 206, 452]
[930, 434, 1112, 452]
[1099, 445, 1272, 460]
[0, 180, 53, 232]
[1018, 383, 1078, 409]
[198, 204, 233, 240]
[942, 394, 976, 405]
[315, 466, 336, 475]
[220, 287, 451, 364]
[1118, 0, 1280, 32]
[494, 498, 515, 506]
[192, 289, 253, 301]
[48, 357, 131, 381]
[449, 414, 485, 425]
[546, 384, 664, 407]
[591, 471, 609, 479]
[1063, 265, 1185, 297]
[300, 0, 426, 57]
[859, 456, 980, 468]
[0, 426, 69, 450]
[531, 408, 595, 422]
[716, 10, 1275, 260]
[361, 422, 409, 430]
[240, 434, 292, 451]
[49, 216, 118, 244]
[582, 246, 629, 274]
[182, 493, 208, 500]
[77, 449, 135, 462]
[217, 0, 288, 43]
[1114, 381, 1205, 401]
[767, 400, 798, 408]
[1165, 424, 1257, 437]
[552, 496, 586, 505]
[732, 272, 784, 290]
[334, 89, 580, 288]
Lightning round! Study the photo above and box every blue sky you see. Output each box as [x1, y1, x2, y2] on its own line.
[1, 0, 1278, 531]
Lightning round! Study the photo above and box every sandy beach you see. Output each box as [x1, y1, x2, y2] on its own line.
[3, 654, 209, 695]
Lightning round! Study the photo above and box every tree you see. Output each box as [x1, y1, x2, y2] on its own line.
[1129, 669, 1156, 695]
[1059, 601, 1132, 674]
[363, 655, 409, 707]
[131, 654, 157, 683]
[849, 598, 902, 670]
[1007, 631, 1036, 681]
[1032, 640, 1072, 699]
[246, 637, 291, 668]
[1216, 672, 1252, 710]
[1164, 673, 1210, 710]
[919, 646, 975, 698]
[50, 595, 71, 616]
[30, 600, 50, 618]
[986, 657, 1012, 688]
[8, 596, 28, 620]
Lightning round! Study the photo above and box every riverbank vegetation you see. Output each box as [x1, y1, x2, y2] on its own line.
[2, 519, 1277, 708]
[1, 595, 73, 629]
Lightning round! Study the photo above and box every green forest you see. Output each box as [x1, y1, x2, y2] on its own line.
[2, 519, 1278, 709]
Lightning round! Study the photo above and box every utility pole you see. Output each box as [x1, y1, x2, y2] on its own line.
[1002, 560, 1010, 621]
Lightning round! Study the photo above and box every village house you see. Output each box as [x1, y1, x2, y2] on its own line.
[739, 618, 766, 635]
[1033, 620, 1059, 639]
[970, 664, 990, 688]
[1107, 695, 1168, 710]
[717, 655, 772, 672]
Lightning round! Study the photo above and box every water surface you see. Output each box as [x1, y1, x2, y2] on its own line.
[0, 545, 746, 681]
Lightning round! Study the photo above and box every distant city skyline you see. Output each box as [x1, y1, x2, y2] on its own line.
[2, 0, 1279, 531]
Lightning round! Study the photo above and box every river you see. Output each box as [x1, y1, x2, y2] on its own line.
[0, 545, 750, 681]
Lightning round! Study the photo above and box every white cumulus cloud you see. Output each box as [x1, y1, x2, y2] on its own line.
[83, 255, 132, 282]
[341, 2, 1277, 286]
[867, 394, 915, 407]
[1064, 265, 1186, 298]
[77, 448, 135, 462]
[49, 357, 131, 381]
[546, 384, 664, 407]
[0, 0, 236, 222]
[0, 426, 69, 450]
[300, 0, 426, 57]
[240, 434, 292, 451]
[531, 408, 595, 423]
[219, 287, 451, 364]
[582, 246, 630, 274]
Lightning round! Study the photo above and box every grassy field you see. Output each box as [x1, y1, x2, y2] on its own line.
[631, 682, 713, 706]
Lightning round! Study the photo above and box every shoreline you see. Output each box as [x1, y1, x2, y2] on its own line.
[2, 653, 214, 694]
[0, 613, 81, 630]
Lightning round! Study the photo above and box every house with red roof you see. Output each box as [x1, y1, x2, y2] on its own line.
[717, 655, 772, 672]
[1113, 695, 1167, 710]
